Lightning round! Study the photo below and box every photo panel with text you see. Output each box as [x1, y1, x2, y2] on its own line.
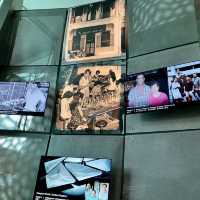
[125, 68, 171, 114]
[33, 156, 112, 200]
[126, 60, 200, 114]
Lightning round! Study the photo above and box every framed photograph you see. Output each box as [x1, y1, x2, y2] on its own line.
[56, 65, 122, 131]
[125, 68, 171, 114]
[125, 60, 200, 114]
[63, 0, 126, 64]
[0, 81, 50, 116]
[167, 61, 200, 105]
[33, 156, 112, 200]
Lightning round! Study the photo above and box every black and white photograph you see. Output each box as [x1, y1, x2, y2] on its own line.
[33, 156, 112, 200]
[56, 65, 122, 131]
[0, 82, 49, 115]
[168, 61, 200, 104]
[64, 0, 126, 63]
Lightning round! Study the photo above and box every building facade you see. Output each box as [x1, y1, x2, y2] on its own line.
[64, 0, 126, 62]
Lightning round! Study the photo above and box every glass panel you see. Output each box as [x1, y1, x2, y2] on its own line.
[127, 43, 200, 75]
[195, 0, 200, 40]
[0, 13, 18, 65]
[124, 132, 200, 200]
[0, 66, 57, 133]
[55, 62, 125, 134]
[0, 0, 3, 7]
[126, 104, 200, 134]
[48, 135, 124, 200]
[126, 44, 200, 134]
[0, 134, 49, 200]
[0, 0, 13, 29]
[127, 0, 199, 57]
[10, 10, 66, 66]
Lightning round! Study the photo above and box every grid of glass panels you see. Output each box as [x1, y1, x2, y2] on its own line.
[1, 0, 200, 200]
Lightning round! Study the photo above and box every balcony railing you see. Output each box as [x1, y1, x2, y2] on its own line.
[70, 14, 112, 24]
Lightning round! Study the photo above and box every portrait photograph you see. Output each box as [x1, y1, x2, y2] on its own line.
[125, 68, 170, 113]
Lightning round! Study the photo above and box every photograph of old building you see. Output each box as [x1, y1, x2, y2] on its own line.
[64, 0, 126, 63]
[56, 65, 122, 131]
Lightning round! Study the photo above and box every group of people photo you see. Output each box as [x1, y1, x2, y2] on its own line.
[56, 66, 122, 131]
[126, 63, 200, 114]
[168, 67, 200, 104]
[126, 69, 169, 109]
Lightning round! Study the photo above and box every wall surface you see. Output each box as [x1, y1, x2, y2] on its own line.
[124, 0, 200, 199]
[1, 0, 200, 200]
[0, 0, 13, 29]
[124, 131, 200, 200]
[126, 0, 200, 134]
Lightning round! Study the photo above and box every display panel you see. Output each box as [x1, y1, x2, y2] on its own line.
[126, 61, 200, 114]
[63, 0, 126, 64]
[0, 82, 49, 116]
[167, 61, 200, 104]
[125, 68, 171, 114]
[33, 156, 112, 200]
[56, 65, 122, 131]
